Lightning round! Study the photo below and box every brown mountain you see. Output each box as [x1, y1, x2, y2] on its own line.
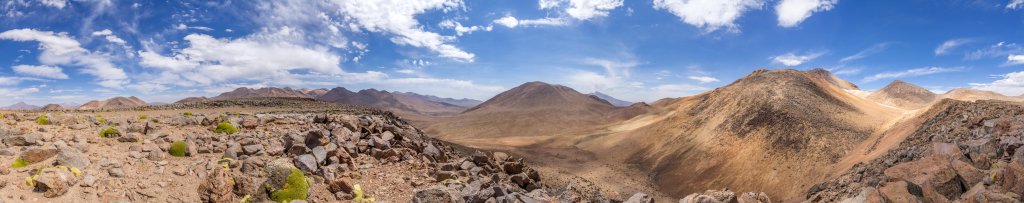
[78, 96, 148, 110]
[315, 87, 467, 116]
[941, 88, 1022, 102]
[39, 104, 65, 111]
[174, 96, 209, 104]
[565, 69, 902, 200]
[423, 81, 637, 140]
[866, 80, 937, 109]
[211, 87, 326, 100]
[0, 102, 39, 110]
[392, 92, 483, 107]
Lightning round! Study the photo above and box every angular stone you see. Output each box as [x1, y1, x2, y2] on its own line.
[197, 167, 237, 203]
[311, 146, 327, 164]
[412, 187, 459, 203]
[242, 144, 263, 155]
[108, 168, 125, 178]
[380, 131, 395, 141]
[2, 133, 38, 146]
[294, 154, 318, 173]
[33, 167, 79, 198]
[737, 192, 771, 203]
[55, 146, 90, 169]
[20, 146, 58, 163]
[624, 193, 653, 203]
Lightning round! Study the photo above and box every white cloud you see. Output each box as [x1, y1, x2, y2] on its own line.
[0, 29, 127, 88]
[540, 0, 624, 20]
[174, 24, 213, 31]
[653, 0, 765, 32]
[39, 0, 66, 9]
[862, 67, 961, 82]
[934, 38, 971, 56]
[12, 65, 69, 79]
[775, 0, 837, 27]
[1009, 55, 1024, 66]
[965, 42, 1023, 60]
[439, 20, 492, 36]
[650, 83, 709, 99]
[91, 29, 127, 45]
[494, 16, 521, 28]
[0, 87, 39, 97]
[137, 34, 343, 87]
[772, 51, 825, 66]
[688, 76, 720, 83]
[840, 43, 888, 63]
[1009, 0, 1024, 9]
[493, 16, 570, 28]
[970, 71, 1024, 96]
[333, 0, 475, 62]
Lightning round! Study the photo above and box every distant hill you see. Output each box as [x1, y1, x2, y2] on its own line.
[211, 87, 326, 100]
[866, 80, 937, 109]
[425, 81, 641, 139]
[78, 96, 147, 110]
[316, 88, 468, 116]
[392, 92, 482, 107]
[589, 92, 633, 107]
[175, 96, 209, 104]
[1, 102, 39, 110]
[39, 104, 65, 111]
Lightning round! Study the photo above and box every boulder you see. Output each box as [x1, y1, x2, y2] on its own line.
[197, 167, 237, 203]
[884, 154, 963, 201]
[2, 133, 37, 146]
[624, 192, 654, 203]
[54, 146, 90, 169]
[33, 167, 79, 198]
[737, 192, 771, 203]
[878, 181, 921, 203]
[412, 187, 463, 203]
[20, 145, 58, 163]
[294, 154, 318, 173]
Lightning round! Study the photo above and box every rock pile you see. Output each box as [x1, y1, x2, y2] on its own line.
[806, 99, 1024, 202]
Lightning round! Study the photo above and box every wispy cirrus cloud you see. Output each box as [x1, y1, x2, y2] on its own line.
[772, 51, 826, 66]
[934, 38, 971, 56]
[840, 43, 890, 63]
[862, 66, 962, 82]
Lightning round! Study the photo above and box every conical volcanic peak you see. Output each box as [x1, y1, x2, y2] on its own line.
[866, 80, 937, 109]
[465, 81, 615, 113]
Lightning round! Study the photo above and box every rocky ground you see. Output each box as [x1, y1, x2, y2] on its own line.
[0, 99, 665, 203]
[806, 99, 1024, 202]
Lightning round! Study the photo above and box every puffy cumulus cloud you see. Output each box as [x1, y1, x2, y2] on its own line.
[775, 0, 837, 27]
[12, 65, 69, 79]
[0, 29, 127, 88]
[688, 76, 720, 83]
[970, 71, 1024, 96]
[653, 0, 764, 32]
[333, 0, 475, 62]
[934, 38, 971, 56]
[539, 0, 624, 20]
[862, 67, 962, 82]
[1009, 55, 1024, 66]
[772, 51, 825, 66]
[137, 34, 343, 87]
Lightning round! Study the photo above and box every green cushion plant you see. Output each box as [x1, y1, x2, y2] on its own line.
[11, 158, 30, 168]
[169, 141, 187, 157]
[269, 168, 310, 203]
[35, 115, 49, 125]
[214, 122, 238, 134]
[99, 127, 119, 138]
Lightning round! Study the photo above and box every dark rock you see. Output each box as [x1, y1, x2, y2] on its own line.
[294, 154, 318, 173]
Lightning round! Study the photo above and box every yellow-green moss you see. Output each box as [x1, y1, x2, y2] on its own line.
[169, 141, 187, 157]
[11, 158, 30, 168]
[138, 115, 148, 120]
[270, 168, 309, 203]
[352, 184, 374, 203]
[35, 115, 49, 125]
[214, 122, 238, 134]
[182, 112, 193, 116]
[99, 127, 119, 138]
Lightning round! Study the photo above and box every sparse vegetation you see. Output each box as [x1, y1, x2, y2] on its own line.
[11, 158, 30, 168]
[183, 112, 193, 116]
[99, 127, 119, 138]
[269, 168, 310, 203]
[35, 115, 50, 125]
[139, 115, 148, 120]
[352, 184, 374, 203]
[169, 141, 187, 157]
[214, 122, 238, 134]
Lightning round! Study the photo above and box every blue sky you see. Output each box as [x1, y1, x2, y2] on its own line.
[1, 0, 1024, 105]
